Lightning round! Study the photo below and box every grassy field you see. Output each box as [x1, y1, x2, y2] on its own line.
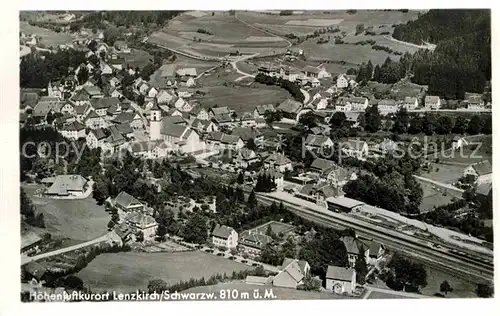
[194, 69, 290, 114]
[20, 22, 72, 47]
[418, 180, 461, 212]
[23, 184, 109, 242]
[252, 221, 295, 235]
[183, 282, 356, 300]
[419, 267, 477, 298]
[423, 163, 466, 185]
[366, 291, 418, 299]
[119, 49, 153, 69]
[76, 252, 251, 293]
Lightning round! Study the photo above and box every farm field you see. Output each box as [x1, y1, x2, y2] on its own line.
[183, 282, 355, 300]
[423, 163, 466, 185]
[366, 291, 419, 299]
[194, 72, 290, 114]
[76, 252, 251, 293]
[20, 22, 72, 47]
[23, 184, 109, 242]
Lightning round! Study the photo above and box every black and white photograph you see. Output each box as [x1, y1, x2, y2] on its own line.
[14, 6, 494, 305]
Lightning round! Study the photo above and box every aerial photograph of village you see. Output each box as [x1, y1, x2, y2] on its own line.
[19, 9, 493, 301]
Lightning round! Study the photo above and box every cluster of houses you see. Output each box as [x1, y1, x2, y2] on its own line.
[210, 221, 385, 294]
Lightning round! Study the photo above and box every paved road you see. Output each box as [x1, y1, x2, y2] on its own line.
[363, 286, 429, 299]
[21, 233, 111, 266]
[383, 35, 436, 51]
[413, 175, 464, 193]
[301, 89, 310, 105]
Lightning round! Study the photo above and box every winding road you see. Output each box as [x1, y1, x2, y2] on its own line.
[21, 233, 112, 266]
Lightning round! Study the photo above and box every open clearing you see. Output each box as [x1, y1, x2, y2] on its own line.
[285, 19, 344, 26]
[418, 180, 461, 212]
[184, 282, 355, 300]
[193, 82, 291, 115]
[119, 49, 153, 69]
[366, 291, 418, 299]
[23, 184, 108, 242]
[420, 266, 477, 298]
[76, 252, 251, 293]
[19, 22, 72, 47]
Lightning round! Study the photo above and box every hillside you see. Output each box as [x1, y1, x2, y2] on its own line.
[389, 10, 491, 99]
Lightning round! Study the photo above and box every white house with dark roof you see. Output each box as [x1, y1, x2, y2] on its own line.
[348, 97, 369, 111]
[208, 106, 231, 119]
[238, 232, 272, 257]
[112, 112, 143, 129]
[125, 212, 158, 241]
[273, 258, 311, 289]
[114, 191, 144, 213]
[60, 121, 86, 140]
[325, 265, 356, 294]
[377, 99, 399, 114]
[236, 148, 259, 168]
[86, 128, 108, 149]
[277, 99, 303, 120]
[425, 96, 441, 110]
[190, 107, 209, 121]
[90, 97, 121, 116]
[264, 153, 293, 172]
[342, 139, 368, 160]
[465, 92, 485, 109]
[464, 160, 492, 184]
[452, 136, 468, 150]
[304, 134, 333, 151]
[206, 132, 244, 151]
[403, 97, 419, 110]
[211, 224, 238, 249]
[84, 110, 107, 129]
[253, 104, 276, 119]
[45, 175, 88, 197]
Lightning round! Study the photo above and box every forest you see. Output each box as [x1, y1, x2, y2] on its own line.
[388, 10, 491, 99]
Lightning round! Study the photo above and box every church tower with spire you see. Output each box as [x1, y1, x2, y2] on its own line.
[149, 99, 162, 141]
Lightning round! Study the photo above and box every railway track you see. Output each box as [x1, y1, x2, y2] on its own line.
[256, 194, 493, 282]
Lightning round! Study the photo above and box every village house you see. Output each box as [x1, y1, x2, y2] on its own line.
[208, 106, 232, 119]
[125, 212, 158, 241]
[206, 132, 245, 151]
[365, 240, 386, 266]
[236, 148, 259, 168]
[277, 99, 302, 120]
[45, 175, 88, 197]
[425, 96, 441, 110]
[21, 232, 42, 256]
[463, 160, 492, 184]
[158, 123, 205, 154]
[90, 97, 121, 116]
[211, 224, 238, 249]
[54, 113, 77, 127]
[310, 97, 329, 110]
[112, 112, 143, 129]
[191, 119, 218, 134]
[253, 104, 276, 119]
[177, 88, 194, 99]
[32, 97, 64, 123]
[272, 258, 311, 289]
[86, 128, 108, 150]
[239, 112, 257, 127]
[47, 81, 65, 99]
[341, 236, 368, 268]
[176, 68, 197, 78]
[238, 232, 273, 257]
[212, 113, 235, 128]
[342, 139, 369, 160]
[84, 110, 107, 129]
[157, 90, 175, 104]
[173, 97, 193, 112]
[377, 99, 399, 114]
[60, 121, 86, 140]
[101, 126, 127, 154]
[348, 97, 369, 111]
[304, 134, 334, 151]
[190, 107, 209, 121]
[465, 92, 485, 109]
[335, 97, 353, 112]
[403, 96, 419, 110]
[325, 265, 356, 294]
[71, 86, 103, 105]
[264, 153, 293, 172]
[302, 65, 330, 79]
[336, 74, 349, 89]
[232, 127, 264, 143]
[370, 138, 400, 157]
[114, 191, 145, 213]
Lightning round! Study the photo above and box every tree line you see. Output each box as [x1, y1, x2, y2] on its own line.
[254, 73, 305, 103]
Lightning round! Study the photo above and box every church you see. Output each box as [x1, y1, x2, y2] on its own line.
[149, 102, 206, 154]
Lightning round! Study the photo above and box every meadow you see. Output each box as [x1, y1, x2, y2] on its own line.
[76, 252, 251, 293]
